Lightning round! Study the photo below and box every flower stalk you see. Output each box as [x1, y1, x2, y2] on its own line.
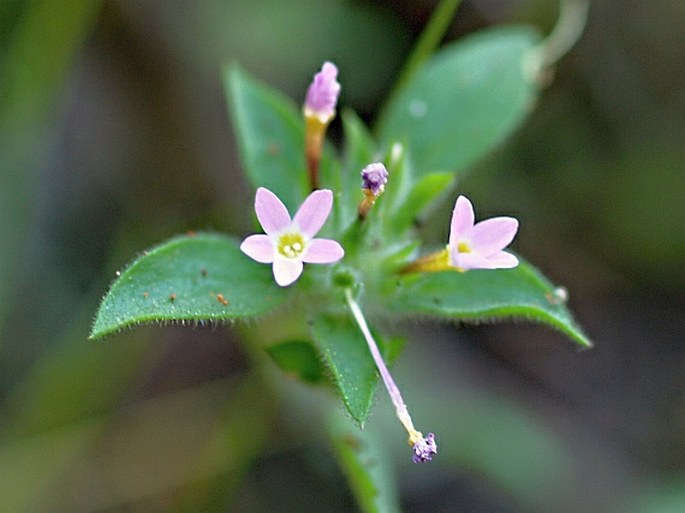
[344, 288, 437, 463]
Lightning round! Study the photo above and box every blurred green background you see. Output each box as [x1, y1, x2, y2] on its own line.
[1, 0, 683, 511]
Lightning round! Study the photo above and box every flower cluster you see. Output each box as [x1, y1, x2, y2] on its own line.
[240, 61, 521, 463]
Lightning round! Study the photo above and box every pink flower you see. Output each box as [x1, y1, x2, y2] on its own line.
[448, 195, 519, 271]
[240, 187, 344, 286]
[304, 61, 341, 124]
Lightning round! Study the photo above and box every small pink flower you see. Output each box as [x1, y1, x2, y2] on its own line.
[240, 187, 344, 286]
[448, 195, 519, 271]
[304, 61, 341, 124]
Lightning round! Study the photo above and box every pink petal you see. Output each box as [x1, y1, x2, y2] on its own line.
[255, 187, 291, 236]
[272, 258, 304, 287]
[449, 195, 475, 246]
[451, 252, 497, 271]
[485, 251, 519, 269]
[293, 189, 333, 238]
[470, 217, 519, 256]
[240, 234, 274, 263]
[302, 238, 344, 263]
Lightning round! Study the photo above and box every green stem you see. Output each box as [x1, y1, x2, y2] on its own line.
[374, 0, 462, 133]
[524, 0, 589, 81]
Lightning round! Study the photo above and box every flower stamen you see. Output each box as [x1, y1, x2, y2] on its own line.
[278, 233, 306, 258]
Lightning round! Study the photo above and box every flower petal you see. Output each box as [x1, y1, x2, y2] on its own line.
[272, 258, 304, 287]
[255, 187, 291, 236]
[485, 251, 519, 269]
[470, 217, 519, 256]
[302, 238, 344, 263]
[240, 234, 274, 263]
[293, 189, 333, 238]
[451, 252, 497, 271]
[449, 195, 475, 245]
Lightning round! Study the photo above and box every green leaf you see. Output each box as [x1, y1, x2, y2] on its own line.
[91, 233, 287, 339]
[327, 407, 400, 513]
[310, 313, 401, 426]
[224, 64, 307, 211]
[383, 260, 591, 348]
[339, 109, 376, 230]
[390, 171, 455, 232]
[377, 26, 542, 179]
[265, 340, 326, 384]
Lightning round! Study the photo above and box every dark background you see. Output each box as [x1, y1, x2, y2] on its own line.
[1, 1, 683, 511]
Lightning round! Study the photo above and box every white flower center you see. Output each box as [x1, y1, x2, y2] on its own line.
[278, 233, 306, 259]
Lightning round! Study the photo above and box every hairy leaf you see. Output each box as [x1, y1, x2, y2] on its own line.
[91, 234, 287, 339]
[384, 260, 591, 348]
[310, 314, 403, 426]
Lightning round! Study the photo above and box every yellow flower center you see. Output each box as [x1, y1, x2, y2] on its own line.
[278, 233, 306, 259]
[457, 241, 471, 253]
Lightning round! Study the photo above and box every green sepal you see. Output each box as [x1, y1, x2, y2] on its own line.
[90, 233, 287, 339]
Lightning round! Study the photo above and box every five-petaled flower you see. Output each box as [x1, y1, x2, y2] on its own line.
[240, 187, 344, 286]
[448, 195, 519, 271]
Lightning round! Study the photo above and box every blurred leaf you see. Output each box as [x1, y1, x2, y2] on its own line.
[390, 171, 455, 233]
[0, 377, 274, 512]
[327, 407, 400, 513]
[0, 417, 104, 513]
[380, 340, 577, 510]
[4, 319, 151, 439]
[0, 0, 100, 125]
[224, 63, 308, 212]
[91, 234, 288, 339]
[172, 375, 277, 512]
[598, 146, 685, 286]
[377, 26, 541, 180]
[265, 339, 327, 384]
[627, 481, 685, 513]
[339, 109, 376, 230]
[384, 260, 591, 348]
[310, 313, 402, 426]
[0, 0, 100, 329]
